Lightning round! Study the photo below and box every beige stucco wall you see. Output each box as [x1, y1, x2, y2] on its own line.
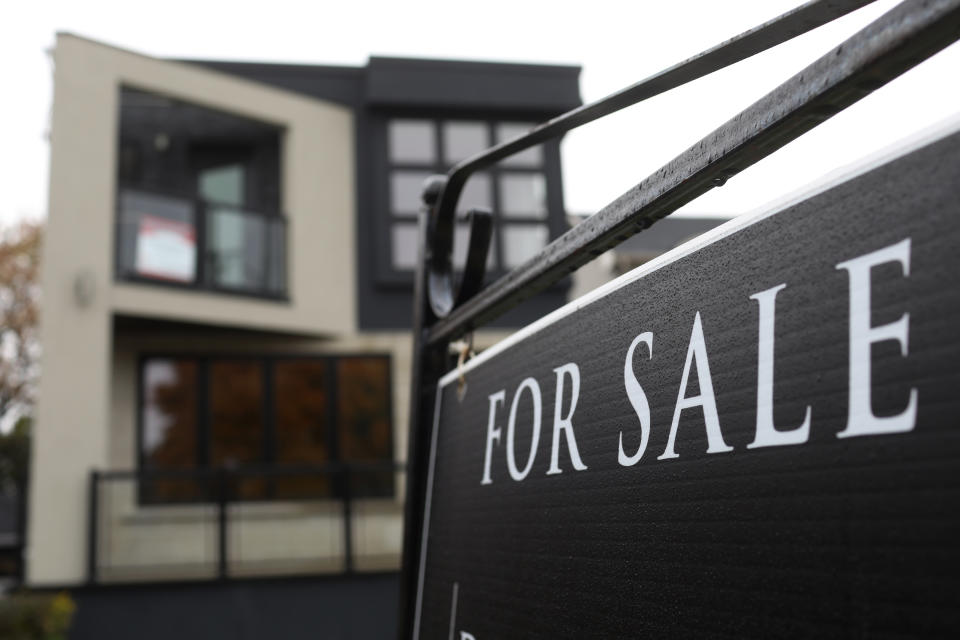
[28, 34, 356, 585]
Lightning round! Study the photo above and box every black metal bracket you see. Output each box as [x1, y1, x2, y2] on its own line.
[423, 175, 493, 319]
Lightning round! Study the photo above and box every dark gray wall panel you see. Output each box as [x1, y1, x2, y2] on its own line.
[69, 573, 399, 640]
[366, 57, 581, 111]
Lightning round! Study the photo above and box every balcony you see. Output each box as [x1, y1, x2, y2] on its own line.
[116, 187, 287, 300]
[88, 463, 405, 583]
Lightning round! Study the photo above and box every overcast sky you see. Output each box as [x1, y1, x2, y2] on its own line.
[2, 0, 958, 228]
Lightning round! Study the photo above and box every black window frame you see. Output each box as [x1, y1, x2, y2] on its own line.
[371, 109, 570, 289]
[136, 352, 396, 505]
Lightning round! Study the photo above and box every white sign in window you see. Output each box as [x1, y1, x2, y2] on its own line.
[135, 215, 197, 282]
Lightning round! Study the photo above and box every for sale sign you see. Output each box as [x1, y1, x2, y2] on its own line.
[413, 127, 960, 638]
[135, 214, 197, 282]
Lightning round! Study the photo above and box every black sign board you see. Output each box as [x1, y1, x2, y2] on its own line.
[413, 127, 960, 638]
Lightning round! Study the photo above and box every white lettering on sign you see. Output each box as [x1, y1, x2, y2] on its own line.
[747, 283, 812, 449]
[619, 332, 653, 467]
[506, 378, 542, 481]
[481, 364, 589, 484]
[547, 363, 588, 475]
[481, 392, 505, 486]
[836, 238, 917, 438]
[659, 312, 732, 460]
[476, 237, 920, 485]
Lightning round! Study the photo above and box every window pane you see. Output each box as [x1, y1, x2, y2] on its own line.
[210, 360, 264, 483]
[390, 170, 432, 215]
[503, 225, 549, 269]
[206, 208, 267, 291]
[457, 172, 492, 217]
[443, 121, 488, 165]
[496, 122, 543, 167]
[273, 360, 332, 499]
[141, 359, 200, 503]
[394, 221, 494, 273]
[142, 359, 198, 469]
[118, 189, 197, 283]
[499, 173, 547, 219]
[337, 358, 393, 498]
[199, 164, 245, 206]
[391, 223, 419, 270]
[389, 120, 435, 164]
[453, 223, 496, 272]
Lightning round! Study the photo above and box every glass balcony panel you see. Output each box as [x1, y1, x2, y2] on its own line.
[228, 483, 347, 576]
[207, 207, 267, 292]
[96, 475, 218, 582]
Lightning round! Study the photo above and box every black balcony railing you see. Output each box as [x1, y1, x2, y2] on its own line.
[115, 187, 288, 300]
[88, 462, 405, 584]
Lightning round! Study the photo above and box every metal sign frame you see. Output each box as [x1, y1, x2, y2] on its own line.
[398, 1, 960, 637]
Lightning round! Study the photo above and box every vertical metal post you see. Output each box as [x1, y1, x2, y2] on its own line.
[87, 470, 99, 585]
[342, 465, 354, 573]
[398, 187, 454, 640]
[217, 468, 228, 580]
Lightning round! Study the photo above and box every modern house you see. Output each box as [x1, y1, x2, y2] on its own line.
[28, 33, 581, 638]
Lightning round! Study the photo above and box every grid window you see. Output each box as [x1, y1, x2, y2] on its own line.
[496, 122, 543, 168]
[139, 355, 394, 503]
[384, 118, 553, 279]
[388, 119, 435, 164]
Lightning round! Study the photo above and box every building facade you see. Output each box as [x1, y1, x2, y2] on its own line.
[29, 31, 581, 607]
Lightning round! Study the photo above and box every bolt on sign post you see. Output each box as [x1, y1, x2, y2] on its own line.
[397, 1, 960, 638]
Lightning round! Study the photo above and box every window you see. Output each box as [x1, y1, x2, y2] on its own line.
[383, 118, 557, 277]
[139, 355, 393, 503]
[115, 87, 286, 299]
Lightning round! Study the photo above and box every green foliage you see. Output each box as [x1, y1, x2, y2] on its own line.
[0, 592, 76, 640]
[0, 222, 42, 430]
